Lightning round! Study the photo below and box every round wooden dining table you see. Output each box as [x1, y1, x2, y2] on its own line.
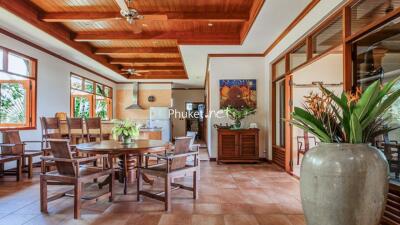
[75, 139, 167, 194]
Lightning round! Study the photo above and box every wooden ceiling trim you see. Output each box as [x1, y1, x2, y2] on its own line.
[74, 31, 240, 45]
[0, 0, 126, 79]
[127, 74, 187, 79]
[109, 58, 182, 64]
[41, 12, 249, 22]
[95, 47, 179, 54]
[263, 0, 321, 56]
[240, 0, 265, 43]
[122, 66, 185, 71]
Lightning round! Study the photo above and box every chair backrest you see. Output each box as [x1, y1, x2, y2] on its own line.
[1, 130, 23, 155]
[186, 131, 197, 148]
[41, 117, 62, 139]
[66, 117, 84, 144]
[85, 117, 102, 141]
[48, 139, 76, 176]
[170, 137, 192, 170]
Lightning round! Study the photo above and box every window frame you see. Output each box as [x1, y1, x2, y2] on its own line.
[70, 73, 113, 120]
[0, 46, 37, 130]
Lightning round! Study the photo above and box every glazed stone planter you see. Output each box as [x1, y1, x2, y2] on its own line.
[301, 143, 389, 225]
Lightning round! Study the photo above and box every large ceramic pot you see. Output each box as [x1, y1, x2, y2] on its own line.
[301, 143, 389, 225]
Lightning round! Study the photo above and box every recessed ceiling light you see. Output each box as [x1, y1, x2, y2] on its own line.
[208, 23, 213, 27]
[142, 23, 148, 27]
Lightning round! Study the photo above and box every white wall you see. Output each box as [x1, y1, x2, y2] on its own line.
[171, 90, 205, 137]
[0, 33, 116, 144]
[207, 57, 267, 158]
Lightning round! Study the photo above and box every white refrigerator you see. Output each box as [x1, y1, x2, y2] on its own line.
[149, 107, 171, 142]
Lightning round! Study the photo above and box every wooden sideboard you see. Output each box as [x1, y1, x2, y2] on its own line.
[217, 128, 259, 163]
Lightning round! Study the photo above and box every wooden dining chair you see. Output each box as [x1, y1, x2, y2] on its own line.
[296, 132, 317, 165]
[139, 137, 199, 211]
[0, 143, 22, 181]
[66, 117, 85, 145]
[40, 139, 114, 219]
[85, 117, 108, 142]
[41, 117, 63, 148]
[1, 130, 43, 178]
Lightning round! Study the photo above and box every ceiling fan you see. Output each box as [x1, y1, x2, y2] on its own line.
[114, 0, 147, 33]
[121, 68, 143, 77]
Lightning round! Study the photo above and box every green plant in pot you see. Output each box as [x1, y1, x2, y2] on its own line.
[290, 77, 400, 225]
[224, 105, 256, 129]
[111, 120, 140, 144]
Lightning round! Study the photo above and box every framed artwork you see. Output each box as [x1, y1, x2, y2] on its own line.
[219, 79, 257, 109]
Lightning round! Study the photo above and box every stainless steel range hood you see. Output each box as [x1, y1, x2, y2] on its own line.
[125, 82, 143, 109]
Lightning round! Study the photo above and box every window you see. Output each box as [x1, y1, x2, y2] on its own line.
[289, 43, 307, 70]
[274, 57, 286, 79]
[351, 0, 400, 35]
[0, 47, 36, 129]
[70, 74, 112, 120]
[312, 16, 343, 56]
[352, 17, 400, 183]
[274, 78, 286, 147]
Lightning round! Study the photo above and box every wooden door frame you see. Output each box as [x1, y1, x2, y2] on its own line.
[184, 101, 206, 141]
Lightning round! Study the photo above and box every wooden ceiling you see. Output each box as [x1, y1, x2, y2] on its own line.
[0, 0, 264, 80]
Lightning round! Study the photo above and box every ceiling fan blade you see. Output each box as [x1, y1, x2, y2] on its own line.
[114, 0, 129, 11]
[134, 72, 143, 76]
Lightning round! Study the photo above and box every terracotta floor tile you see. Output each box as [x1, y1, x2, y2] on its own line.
[126, 214, 162, 225]
[192, 215, 224, 225]
[254, 214, 292, 225]
[193, 203, 224, 215]
[224, 214, 259, 225]
[287, 215, 306, 225]
[0, 162, 304, 225]
[158, 214, 192, 225]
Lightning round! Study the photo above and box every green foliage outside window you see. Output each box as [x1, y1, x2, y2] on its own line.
[74, 97, 90, 118]
[96, 99, 108, 120]
[0, 83, 26, 124]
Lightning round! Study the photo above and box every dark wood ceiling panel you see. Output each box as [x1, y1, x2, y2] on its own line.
[19, 0, 265, 80]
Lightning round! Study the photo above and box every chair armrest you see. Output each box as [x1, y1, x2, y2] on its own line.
[41, 156, 75, 163]
[0, 143, 24, 147]
[145, 153, 170, 160]
[165, 151, 199, 159]
[40, 155, 106, 164]
[23, 140, 44, 144]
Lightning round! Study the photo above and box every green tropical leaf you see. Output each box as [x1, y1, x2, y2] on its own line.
[361, 89, 400, 129]
[350, 114, 362, 143]
[354, 81, 380, 120]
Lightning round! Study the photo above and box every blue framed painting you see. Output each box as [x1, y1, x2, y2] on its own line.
[219, 79, 257, 109]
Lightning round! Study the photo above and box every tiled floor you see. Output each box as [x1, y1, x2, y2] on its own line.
[0, 162, 305, 225]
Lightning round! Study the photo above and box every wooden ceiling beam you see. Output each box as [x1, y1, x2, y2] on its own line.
[74, 32, 240, 45]
[109, 58, 182, 64]
[126, 74, 187, 79]
[122, 66, 185, 71]
[40, 12, 249, 22]
[95, 47, 179, 55]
